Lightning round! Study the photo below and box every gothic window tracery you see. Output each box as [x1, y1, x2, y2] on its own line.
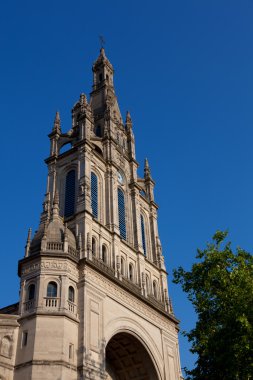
[91, 172, 98, 218]
[118, 188, 126, 240]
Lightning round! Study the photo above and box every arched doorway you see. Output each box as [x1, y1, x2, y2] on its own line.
[105, 332, 159, 380]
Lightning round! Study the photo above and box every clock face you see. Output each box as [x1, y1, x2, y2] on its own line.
[117, 172, 123, 184]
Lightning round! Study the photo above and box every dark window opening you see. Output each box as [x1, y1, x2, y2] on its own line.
[102, 245, 107, 263]
[118, 188, 126, 240]
[91, 172, 98, 218]
[64, 170, 76, 217]
[141, 215, 147, 256]
[28, 284, 35, 300]
[68, 286, 75, 303]
[95, 125, 102, 137]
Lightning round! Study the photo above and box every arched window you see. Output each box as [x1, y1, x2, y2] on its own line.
[68, 286, 75, 303]
[141, 215, 147, 256]
[91, 172, 98, 218]
[102, 245, 107, 263]
[153, 280, 158, 299]
[28, 284, 35, 300]
[64, 170, 76, 217]
[118, 188, 126, 240]
[121, 257, 125, 276]
[92, 237, 96, 256]
[47, 282, 57, 298]
[129, 264, 134, 282]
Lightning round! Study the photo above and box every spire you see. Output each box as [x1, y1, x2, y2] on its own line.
[25, 228, 32, 257]
[144, 158, 151, 180]
[53, 111, 61, 134]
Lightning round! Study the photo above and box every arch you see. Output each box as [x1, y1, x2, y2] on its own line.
[47, 281, 57, 298]
[105, 318, 163, 380]
[64, 169, 76, 217]
[141, 214, 147, 256]
[102, 244, 107, 263]
[117, 188, 126, 240]
[59, 142, 72, 154]
[27, 283, 35, 300]
[91, 172, 98, 218]
[106, 332, 159, 380]
[68, 286, 75, 303]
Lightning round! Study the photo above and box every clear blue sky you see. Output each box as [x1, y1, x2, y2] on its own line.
[1, 0, 253, 374]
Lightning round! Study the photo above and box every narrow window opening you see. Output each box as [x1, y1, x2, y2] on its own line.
[28, 284, 35, 300]
[129, 264, 134, 282]
[68, 286, 75, 303]
[121, 257, 124, 276]
[141, 215, 147, 256]
[118, 188, 126, 240]
[22, 331, 28, 347]
[153, 281, 158, 299]
[64, 170, 76, 217]
[69, 343, 74, 360]
[92, 237, 96, 256]
[102, 245, 107, 263]
[91, 172, 98, 218]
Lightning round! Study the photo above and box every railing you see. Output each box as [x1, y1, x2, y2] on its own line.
[45, 297, 59, 308]
[68, 246, 79, 258]
[92, 257, 115, 277]
[47, 242, 63, 251]
[24, 299, 35, 311]
[67, 301, 76, 314]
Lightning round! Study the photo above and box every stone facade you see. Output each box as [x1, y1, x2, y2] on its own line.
[0, 49, 183, 380]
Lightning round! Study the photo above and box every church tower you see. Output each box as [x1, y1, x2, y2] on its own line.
[0, 49, 183, 380]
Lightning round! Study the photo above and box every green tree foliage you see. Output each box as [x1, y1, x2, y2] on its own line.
[173, 231, 253, 380]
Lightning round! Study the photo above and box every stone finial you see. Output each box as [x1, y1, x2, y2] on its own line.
[52, 189, 60, 218]
[80, 93, 87, 107]
[100, 47, 106, 58]
[25, 228, 32, 257]
[144, 158, 151, 179]
[53, 111, 61, 133]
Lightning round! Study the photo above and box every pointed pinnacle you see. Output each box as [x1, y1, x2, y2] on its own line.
[27, 227, 32, 243]
[53, 111, 61, 133]
[80, 93, 87, 106]
[144, 158, 151, 179]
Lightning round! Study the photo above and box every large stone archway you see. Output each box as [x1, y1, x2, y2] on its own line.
[105, 332, 159, 380]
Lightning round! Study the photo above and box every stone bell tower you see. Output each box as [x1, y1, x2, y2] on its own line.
[0, 49, 183, 380]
